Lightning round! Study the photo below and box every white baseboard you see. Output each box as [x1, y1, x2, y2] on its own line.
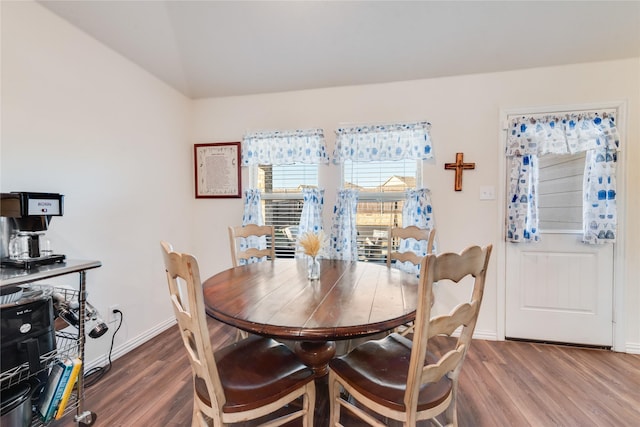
[446, 328, 498, 341]
[85, 321, 496, 369]
[85, 317, 176, 371]
[83, 321, 637, 372]
[472, 329, 498, 341]
[625, 342, 640, 354]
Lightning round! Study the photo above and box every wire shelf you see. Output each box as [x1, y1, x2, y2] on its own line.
[0, 286, 81, 392]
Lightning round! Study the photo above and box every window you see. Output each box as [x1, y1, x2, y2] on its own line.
[257, 164, 318, 258]
[538, 152, 585, 232]
[252, 159, 419, 262]
[245, 121, 432, 261]
[343, 159, 419, 262]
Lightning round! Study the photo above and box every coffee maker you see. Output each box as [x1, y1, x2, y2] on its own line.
[0, 192, 66, 269]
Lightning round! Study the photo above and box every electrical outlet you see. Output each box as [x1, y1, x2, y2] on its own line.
[107, 305, 121, 323]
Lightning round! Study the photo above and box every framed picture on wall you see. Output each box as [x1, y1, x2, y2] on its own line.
[194, 142, 242, 198]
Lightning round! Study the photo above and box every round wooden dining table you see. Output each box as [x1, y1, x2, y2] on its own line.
[202, 258, 419, 377]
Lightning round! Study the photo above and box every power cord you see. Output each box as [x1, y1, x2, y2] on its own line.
[84, 309, 123, 387]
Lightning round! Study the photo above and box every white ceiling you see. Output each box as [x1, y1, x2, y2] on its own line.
[37, 1, 640, 100]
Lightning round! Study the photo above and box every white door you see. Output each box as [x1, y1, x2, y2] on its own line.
[505, 153, 615, 347]
[505, 233, 614, 346]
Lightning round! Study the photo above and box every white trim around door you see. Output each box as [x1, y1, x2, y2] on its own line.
[496, 100, 627, 352]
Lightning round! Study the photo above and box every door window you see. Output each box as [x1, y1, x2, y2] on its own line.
[537, 152, 586, 232]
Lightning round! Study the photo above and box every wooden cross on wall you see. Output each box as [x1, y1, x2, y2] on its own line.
[444, 152, 475, 191]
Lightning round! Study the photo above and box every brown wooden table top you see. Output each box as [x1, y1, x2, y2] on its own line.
[202, 258, 420, 342]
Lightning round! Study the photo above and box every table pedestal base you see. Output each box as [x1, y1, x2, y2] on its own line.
[293, 341, 336, 377]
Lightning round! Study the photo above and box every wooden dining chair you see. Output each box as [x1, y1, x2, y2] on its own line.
[387, 226, 436, 337]
[160, 241, 316, 427]
[228, 224, 276, 268]
[227, 224, 276, 340]
[329, 244, 492, 427]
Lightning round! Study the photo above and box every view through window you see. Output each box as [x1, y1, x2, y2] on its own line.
[254, 159, 418, 262]
[344, 159, 418, 262]
[258, 164, 318, 258]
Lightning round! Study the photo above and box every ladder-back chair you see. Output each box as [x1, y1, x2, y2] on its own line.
[227, 224, 276, 340]
[329, 244, 492, 427]
[228, 224, 276, 267]
[387, 226, 436, 337]
[160, 241, 315, 427]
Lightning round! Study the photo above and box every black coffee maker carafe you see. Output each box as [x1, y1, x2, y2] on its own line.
[14, 232, 43, 259]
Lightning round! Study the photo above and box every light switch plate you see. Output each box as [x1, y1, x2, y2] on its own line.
[479, 186, 496, 200]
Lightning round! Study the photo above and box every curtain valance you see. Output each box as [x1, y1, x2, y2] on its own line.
[242, 128, 329, 166]
[505, 111, 620, 245]
[506, 113, 619, 157]
[332, 121, 433, 163]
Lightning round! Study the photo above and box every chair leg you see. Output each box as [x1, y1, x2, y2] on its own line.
[192, 403, 208, 427]
[303, 381, 316, 427]
[191, 404, 198, 427]
[443, 384, 458, 427]
[328, 371, 342, 426]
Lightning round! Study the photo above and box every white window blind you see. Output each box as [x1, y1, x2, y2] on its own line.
[258, 164, 318, 258]
[259, 164, 318, 194]
[343, 160, 417, 191]
[538, 152, 585, 232]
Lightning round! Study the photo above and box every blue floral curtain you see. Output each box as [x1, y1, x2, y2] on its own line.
[242, 128, 329, 166]
[240, 188, 265, 265]
[393, 188, 436, 274]
[583, 148, 617, 243]
[506, 112, 620, 244]
[297, 188, 325, 258]
[332, 121, 433, 163]
[506, 155, 539, 242]
[329, 189, 359, 261]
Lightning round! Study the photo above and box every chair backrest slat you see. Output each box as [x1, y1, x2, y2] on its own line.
[428, 302, 476, 338]
[389, 251, 425, 266]
[421, 347, 465, 384]
[387, 226, 436, 269]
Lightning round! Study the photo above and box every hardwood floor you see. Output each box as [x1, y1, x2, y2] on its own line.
[53, 318, 640, 426]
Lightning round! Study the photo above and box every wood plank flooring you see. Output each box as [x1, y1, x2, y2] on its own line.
[52, 318, 640, 426]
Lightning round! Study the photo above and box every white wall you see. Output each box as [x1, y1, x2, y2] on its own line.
[1, 2, 193, 363]
[2, 1, 638, 362]
[191, 59, 640, 351]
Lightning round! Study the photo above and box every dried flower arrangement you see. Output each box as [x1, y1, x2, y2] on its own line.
[298, 231, 325, 258]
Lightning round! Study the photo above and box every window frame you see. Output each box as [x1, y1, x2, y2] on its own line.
[342, 159, 421, 262]
[251, 163, 319, 258]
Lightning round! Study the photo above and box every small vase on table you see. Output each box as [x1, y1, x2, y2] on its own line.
[308, 256, 320, 280]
